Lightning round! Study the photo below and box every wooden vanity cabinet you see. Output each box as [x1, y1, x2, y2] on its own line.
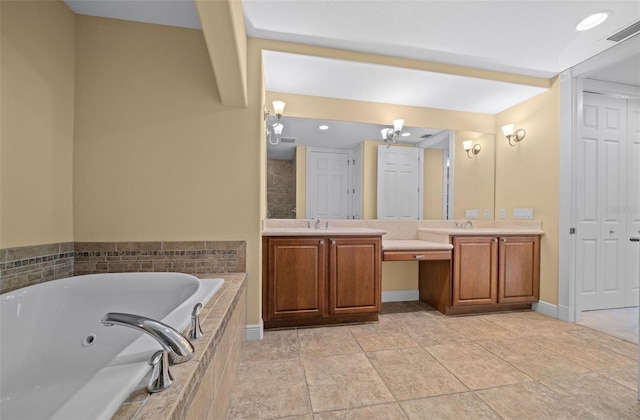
[452, 236, 498, 306]
[265, 237, 326, 320]
[435, 234, 540, 315]
[263, 235, 381, 328]
[498, 236, 540, 304]
[329, 237, 381, 315]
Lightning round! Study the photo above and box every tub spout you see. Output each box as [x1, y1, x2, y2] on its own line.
[101, 312, 195, 364]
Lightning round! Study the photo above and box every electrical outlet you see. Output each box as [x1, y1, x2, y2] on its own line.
[484, 209, 491, 219]
[499, 208, 506, 219]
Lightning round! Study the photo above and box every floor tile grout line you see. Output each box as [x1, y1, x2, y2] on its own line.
[295, 327, 315, 417]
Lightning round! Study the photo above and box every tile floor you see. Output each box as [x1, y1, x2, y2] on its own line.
[228, 302, 640, 419]
[578, 307, 639, 344]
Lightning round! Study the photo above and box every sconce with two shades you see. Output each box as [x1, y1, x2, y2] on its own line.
[264, 100, 286, 145]
[380, 119, 405, 147]
[462, 140, 481, 158]
[501, 123, 526, 146]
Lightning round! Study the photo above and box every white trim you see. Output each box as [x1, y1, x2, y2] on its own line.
[557, 305, 572, 322]
[583, 79, 640, 100]
[246, 321, 264, 341]
[447, 130, 455, 220]
[532, 300, 558, 318]
[382, 289, 419, 302]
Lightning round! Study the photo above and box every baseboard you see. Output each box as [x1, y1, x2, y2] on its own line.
[532, 300, 558, 318]
[557, 304, 572, 322]
[382, 290, 419, 302]
[246, 321, 263, 341]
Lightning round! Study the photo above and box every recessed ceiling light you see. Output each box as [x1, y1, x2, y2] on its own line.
[319, 125, 329, 130]
[401, 132, 411, 137]
[576, 11, 609, 31]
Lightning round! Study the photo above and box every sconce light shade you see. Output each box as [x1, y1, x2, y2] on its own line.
[501, 124, 515, 136]
[463, 139, 481, 158]
[381, 128, 390, 140]
[265, 100, 286, 145]
[502, 123, 526, 146]
[393, 119, 404, 132]
[272, 100, 286, 116]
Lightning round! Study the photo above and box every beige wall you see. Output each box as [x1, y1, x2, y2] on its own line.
[73, 16, 263, 324]
[495, 79, 560, 305]
[423, 149, 444, 219]
[453, 132, 496, 220]
[0, 0, 75, 248]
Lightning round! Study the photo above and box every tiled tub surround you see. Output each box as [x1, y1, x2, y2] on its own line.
[74, 241, 246, 276]
[0, 241, 246, 294]
[267, 159, 296, 219]
[113, 273, 247, 420]
[0, 242, 74, 293]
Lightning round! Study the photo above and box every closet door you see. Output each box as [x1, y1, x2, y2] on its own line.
[377, 145, 422, 220]
[577, 93, 628, 311]
[306, 148, 351, 220]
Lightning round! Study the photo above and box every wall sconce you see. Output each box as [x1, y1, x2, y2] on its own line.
[501, 123, 526, 146]
[462, 140, 481, 158]
[380, 119, 404, 147]
[264, 100, 285, 145]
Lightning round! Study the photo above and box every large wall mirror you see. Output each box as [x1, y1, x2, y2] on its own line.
[266, 116, 495, 221]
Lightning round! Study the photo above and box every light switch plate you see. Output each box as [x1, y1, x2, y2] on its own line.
[465, 209, 479, 219]
[499, 208, 506, 219]
[514, 208, 534, 219]
[484, 209, 491, 219]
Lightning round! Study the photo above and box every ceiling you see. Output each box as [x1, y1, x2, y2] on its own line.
[64, 0, 640, 157]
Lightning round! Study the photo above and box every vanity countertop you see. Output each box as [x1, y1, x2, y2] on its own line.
[262, 227, 386, 237]
[418, 227, 545, 236]
[382, 239, 453, 251]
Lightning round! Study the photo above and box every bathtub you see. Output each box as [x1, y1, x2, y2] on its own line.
[0, 272, 224, 420]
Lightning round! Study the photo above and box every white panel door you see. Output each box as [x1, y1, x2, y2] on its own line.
[306, 148, 350, 219]
[627, 99, 640, 306]
[577, 93, 628, 310]
[377, 146, 422, 220]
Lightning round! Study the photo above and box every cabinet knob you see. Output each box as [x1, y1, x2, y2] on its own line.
[319, 240, 324, 245]
[331, 240, 336, 245]
[501, 238, 507, 243]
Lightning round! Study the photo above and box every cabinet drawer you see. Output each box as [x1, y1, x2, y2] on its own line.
[383, 250, 451, 261]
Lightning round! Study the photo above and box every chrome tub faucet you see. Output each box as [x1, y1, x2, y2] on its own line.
[101, 312, 195, 364]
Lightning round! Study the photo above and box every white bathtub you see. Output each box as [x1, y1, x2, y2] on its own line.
[0, 272, 224, 420]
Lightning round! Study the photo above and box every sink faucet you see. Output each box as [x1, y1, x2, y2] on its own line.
[315, 219, 321, 229]
[459, 220, 474, 229]
[101, 312, 195, 364]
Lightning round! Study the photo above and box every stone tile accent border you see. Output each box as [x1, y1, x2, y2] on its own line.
[0, 242, 74, 293]
[0, 241, 246, 294]
[74, 241, 246, 276]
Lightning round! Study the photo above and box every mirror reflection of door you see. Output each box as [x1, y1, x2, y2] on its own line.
[306, 147, 352, 219]
[377, 145, 423, 220]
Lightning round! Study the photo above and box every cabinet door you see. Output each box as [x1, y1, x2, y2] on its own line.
[452, 236, 498, 306]
[267, 238, 326, 320]
[498, 236, 540, 303]
[328, 237, 381, 315]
